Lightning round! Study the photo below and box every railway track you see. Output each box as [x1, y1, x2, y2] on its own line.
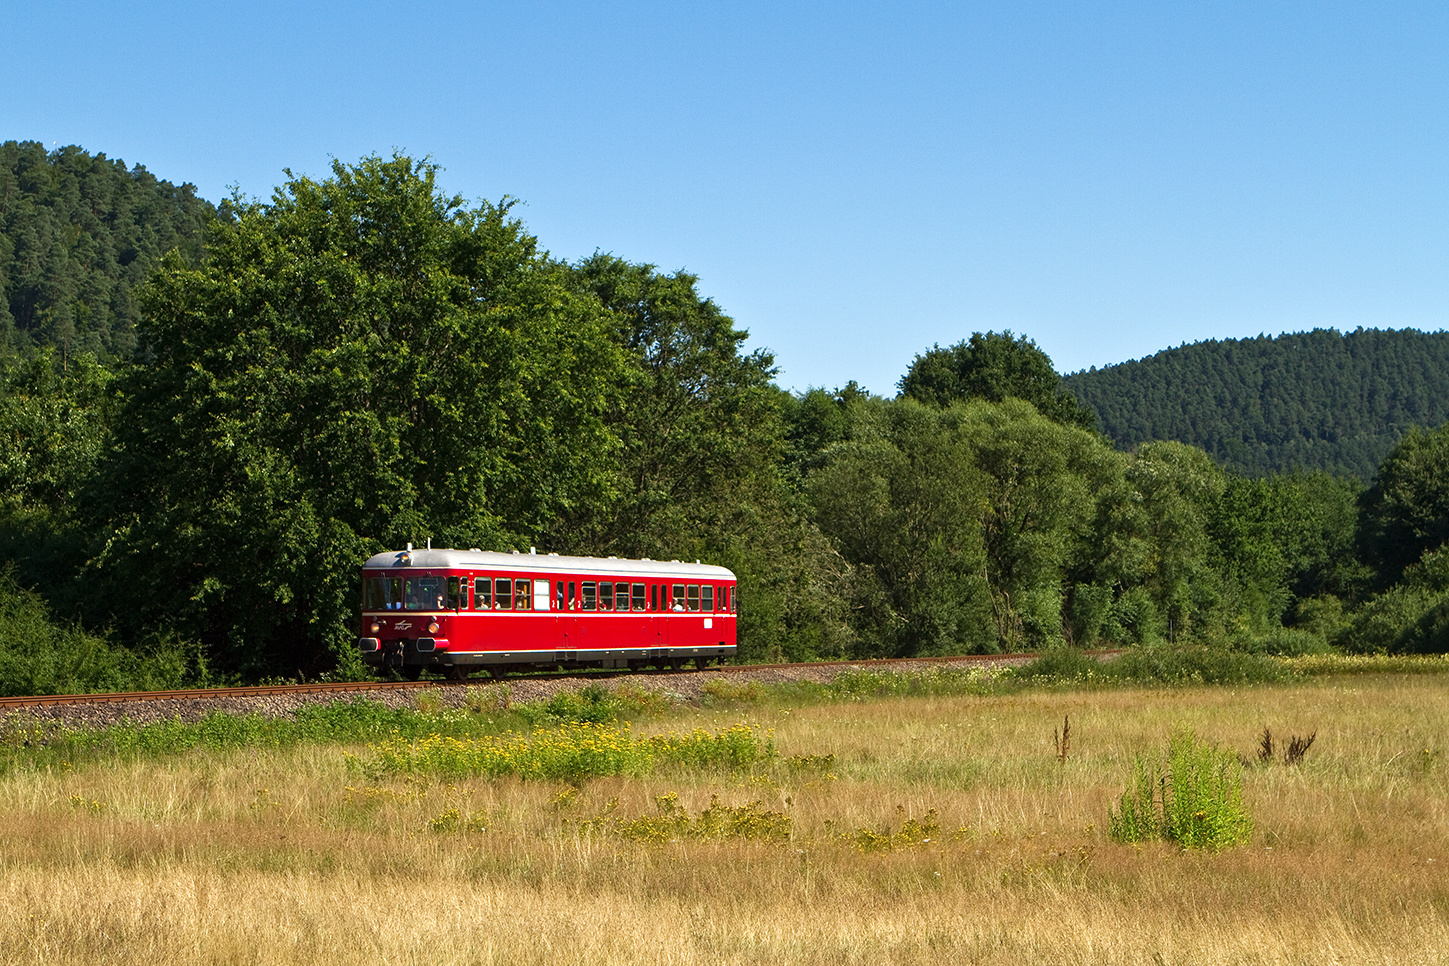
[0, 651, 1048, 711]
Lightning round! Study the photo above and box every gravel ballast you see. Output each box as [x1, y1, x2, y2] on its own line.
[0, 658, 1028, 733]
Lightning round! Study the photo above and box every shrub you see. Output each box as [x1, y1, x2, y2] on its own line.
[1228, 627, 1333, 658]
[1009, 648, 1102, 684]
[1109, 729, 1253, 850]
[1010, 646, 1291, 688]
[0, 567, 199, 696]
[1106, 646, 1291, 686]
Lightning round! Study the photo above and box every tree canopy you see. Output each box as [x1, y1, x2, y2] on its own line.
[899, 331, 1096, 430]
[83, 154, 630, 675]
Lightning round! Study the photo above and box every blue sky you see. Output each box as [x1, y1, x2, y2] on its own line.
[6, 1, 1446, 393]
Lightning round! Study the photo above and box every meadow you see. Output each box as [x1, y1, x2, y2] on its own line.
[0, 662, 1445, 965]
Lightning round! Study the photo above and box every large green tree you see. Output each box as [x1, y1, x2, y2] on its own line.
[84, 154, 629, 677]
[899, 331, 1096, 430]
[560, 255, 854, 663]
[1356, 422, 1449, 587]
[0, 349, 116, 606]
[810, 397, 1113, 655]
[559, 254, 779, 556]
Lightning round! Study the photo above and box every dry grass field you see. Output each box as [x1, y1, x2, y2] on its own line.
[0, 672, 1445, 965]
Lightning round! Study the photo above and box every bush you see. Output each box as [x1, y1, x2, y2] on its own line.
[1106, 646, 1292, 686]
[1009, 648, 1102, 684]
[1010, 645, 1292, 688]
[1227, 627, 1333, 658]
[0, 567, 198, 696]
[1109, 729, 1253, 850]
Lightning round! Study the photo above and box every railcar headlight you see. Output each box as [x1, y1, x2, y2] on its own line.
[428, 620, 440, 635]
[370, 622, 380, 634]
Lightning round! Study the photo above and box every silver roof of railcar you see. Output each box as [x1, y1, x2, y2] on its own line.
[361, 548, 734, 580]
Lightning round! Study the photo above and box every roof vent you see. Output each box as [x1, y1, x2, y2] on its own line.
[530, 547, 537, 554]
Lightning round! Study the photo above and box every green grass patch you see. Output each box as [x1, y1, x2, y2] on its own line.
[515, 682, 673, 726]
[1279, 652, 1449, 675]
[356, 721, 775, 785]
[0, 698, 527, 774]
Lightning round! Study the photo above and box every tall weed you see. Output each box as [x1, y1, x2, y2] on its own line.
[1109, 729, 1252, 850]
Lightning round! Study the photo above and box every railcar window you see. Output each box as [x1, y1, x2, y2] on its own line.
[581, 581, 597, 611]
[362, 577, 385, 611]
[495, 579, 513, 610]
[556, 581, 566, 610]
[731, 587, 737, 613]
[649, 585, 658, 612]
[406, 576, 447, 611]
[702, 585, 714, 612]
[686, 584, 700, 612]
[534, 581, 551, 611]
[446, 577, 462, 610]
[568, 581, 576, 610]
[671, 585, 686, 611]
[632, 583, 647, 611]
[514, 579, 531, 610]
[599, 581, 614, 612]
[475, 577, 493, 609]
[616, 583, 631, 611]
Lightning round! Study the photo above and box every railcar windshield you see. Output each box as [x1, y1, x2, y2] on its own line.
[362, 574, 459, 611]
[363, 577, 399, 611]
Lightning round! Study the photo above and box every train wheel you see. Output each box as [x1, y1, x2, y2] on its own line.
[694, 657, 708, 671]
[445, 665, 470, 682]
[401, 666, 422, 681]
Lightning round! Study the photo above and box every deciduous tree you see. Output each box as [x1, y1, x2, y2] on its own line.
[85, 155, 628, 676]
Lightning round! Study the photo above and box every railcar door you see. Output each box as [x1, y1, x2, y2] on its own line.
[553, 579, 577, 660]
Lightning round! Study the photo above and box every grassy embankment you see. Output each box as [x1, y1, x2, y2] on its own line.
[0, 656, 1445, 965]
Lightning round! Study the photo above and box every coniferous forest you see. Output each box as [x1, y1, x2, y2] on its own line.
[1065, 328, 1449, 480]
[2, 141, 1448, 693]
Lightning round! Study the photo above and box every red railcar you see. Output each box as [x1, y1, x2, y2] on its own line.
[358, 547, 737, 678]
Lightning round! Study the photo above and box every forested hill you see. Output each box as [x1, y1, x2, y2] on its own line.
[0, 141, 217, 360]
[1064, 328, 1449, 480]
